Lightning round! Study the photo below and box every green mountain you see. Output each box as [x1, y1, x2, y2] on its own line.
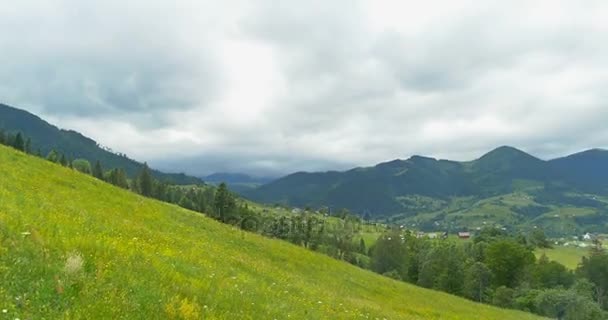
[0, 145, 543, 319]
[0, 103, 202, 184]
[245, 146, 608, 235]
[204, 172, 275, 193]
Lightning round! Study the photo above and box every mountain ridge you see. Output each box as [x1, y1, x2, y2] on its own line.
[0, 103, 203, 184]
[245, 146, 608, 219]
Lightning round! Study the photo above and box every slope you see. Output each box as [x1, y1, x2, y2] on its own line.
[0, 103, 202, 184]
[0, 145, 543, 319]
[549, 148, 608, 193]
[246, 146, 608, 217]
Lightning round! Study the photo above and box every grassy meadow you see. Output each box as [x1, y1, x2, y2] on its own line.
[535, 246, 588, 270]
[0, 145, 545, 319]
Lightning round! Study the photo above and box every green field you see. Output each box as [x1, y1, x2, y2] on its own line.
[0, 145, 545, 319]
[536, 246, 588, 270]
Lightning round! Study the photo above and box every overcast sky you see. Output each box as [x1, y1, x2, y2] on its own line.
[1, 1, 608, 177]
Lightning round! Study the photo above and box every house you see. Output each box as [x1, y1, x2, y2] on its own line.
[583, 233, 593, 241]
[458, 232, 471, 239]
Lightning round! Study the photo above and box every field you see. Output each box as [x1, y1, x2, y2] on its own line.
[535, 246, 588, 270]
[0, 145, 545, 319]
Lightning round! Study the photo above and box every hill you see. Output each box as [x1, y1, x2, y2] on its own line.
[204, 172, 275, 193]
[0, 145, 544, 319]
[0, 103, 202, 184]
[245, 146, 608, 235]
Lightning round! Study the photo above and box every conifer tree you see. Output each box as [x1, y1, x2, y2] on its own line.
[13, 133, 24, 151]
[214, 182, 236, 222]
[24, 138, 31, 154]
[93, 160, 104, 180]
[137, 162, 153, 197]
[60, 154, 68, 166]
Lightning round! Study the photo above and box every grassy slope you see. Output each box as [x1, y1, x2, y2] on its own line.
[536, 246, 587, 270]
[0, 146, 544, 320]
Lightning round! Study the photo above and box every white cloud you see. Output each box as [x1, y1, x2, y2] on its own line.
[1, 0, 608, 176]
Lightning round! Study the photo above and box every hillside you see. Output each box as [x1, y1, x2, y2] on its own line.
[204, 172, 275, 193]
[0, 103, 202, 184]
[245, 146, 608, 234]
[0, 145, 544, 319]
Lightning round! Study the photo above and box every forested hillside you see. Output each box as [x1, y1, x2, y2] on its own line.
[246, 146, 608, 234]
[0, 103, 202, 184]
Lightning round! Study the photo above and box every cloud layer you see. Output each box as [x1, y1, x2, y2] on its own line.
[2, 0, 608, 176]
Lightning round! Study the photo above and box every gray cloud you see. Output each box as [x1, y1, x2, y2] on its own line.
[1, 0, 608, 177]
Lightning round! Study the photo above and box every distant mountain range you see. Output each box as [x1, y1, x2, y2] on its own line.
[244, 146, 608, 231]
[0, 103, 203, 184]
[203, 172, 274, 185]
[203, 172, 275, 193]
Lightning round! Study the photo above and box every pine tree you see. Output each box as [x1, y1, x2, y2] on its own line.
[214, 183, 236, 222]
[13, 133, 25, 151]
[24, 138, 31, 154]
[0, 129, 5, 145]
[137, 162, 153, 197]
[60, 154, 68, 166]
[93, 160, 104, 180]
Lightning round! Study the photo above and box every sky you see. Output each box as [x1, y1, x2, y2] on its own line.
[1, 0, 608, 177]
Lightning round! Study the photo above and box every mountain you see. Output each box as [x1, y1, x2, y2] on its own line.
[0, 145, 542, 320]
[245, 146, 608, 234]
[204, 172, 274, 184]
[203, 172, 276, 193]
[549, 149, 608, 193]
[0, 103, 202, 184]
[466, 146, 553, 195]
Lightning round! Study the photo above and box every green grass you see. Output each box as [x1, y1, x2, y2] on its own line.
[0, 145, 545, 319]
[535, 246, 588, 270]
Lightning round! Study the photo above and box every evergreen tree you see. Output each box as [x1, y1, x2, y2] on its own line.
[107, 168, 129, 189]
[13, 132, 25, 151]
[0, 129, 5, 145]
[93, 160, 104, 180]
[60, 154, 68, 166]
[24, 138, 31, 154]
[214, 183, 235, 222]
[137, 162, 153, 197]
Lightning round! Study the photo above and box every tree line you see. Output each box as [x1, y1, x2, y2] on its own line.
[369, 227, 608, 320]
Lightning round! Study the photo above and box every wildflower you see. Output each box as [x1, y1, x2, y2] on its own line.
[1, 309, 7, 313]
